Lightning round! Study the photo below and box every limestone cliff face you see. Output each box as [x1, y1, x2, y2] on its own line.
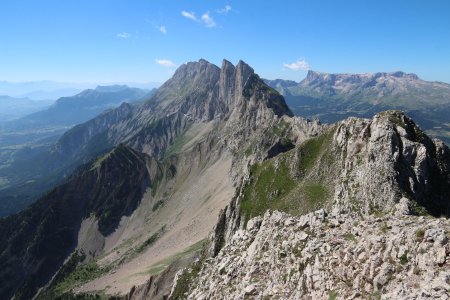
[332, 111, 450, 216]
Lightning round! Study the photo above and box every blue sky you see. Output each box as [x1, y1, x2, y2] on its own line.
[1, 0, 450, 84]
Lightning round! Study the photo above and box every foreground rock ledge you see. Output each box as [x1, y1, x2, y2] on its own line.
[183, 210, 449, 300]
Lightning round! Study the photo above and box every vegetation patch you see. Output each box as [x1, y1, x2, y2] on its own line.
[240, 155, 296, 224]
[152, 199, 164, 211]
[137, 239, 207, 277]
[164, 130, 191, 159]
[137, 225, 166, 253]
[169, 259, 203, 300]
[410, 200, 429, 216]
[37, 251, 112, 299]
[343, 232, 356, 241]
[415, 228, 425, 242]
[53, 261, 110, 296]
[328, 290, 338, 300]
[379, 222, 389, 234]
[89, 150, 112, 170]
[168, 240, 209, 300]
[388, 113, 406, 129]
[399, 251, 408, 265]
[240, 130, 335, 225]
[301, 182, 328, 207]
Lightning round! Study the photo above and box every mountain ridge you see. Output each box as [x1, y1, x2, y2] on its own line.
[0, 144, 154, 299]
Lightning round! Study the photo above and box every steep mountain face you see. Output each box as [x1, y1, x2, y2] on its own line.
[0, 145, 155, 300]
[265, 71, 450, 143]
[48, 59, 293, 163]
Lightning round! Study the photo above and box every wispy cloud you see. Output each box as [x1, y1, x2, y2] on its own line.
[155, 59, 176, 67]
[156, 25, 167, 34]
[201, 12, 216, 28]
[283, 59, 310, 71]
[217, 5, 232, 14]
[116, 32, 131, 39]
[181, 11, 197, 21]
[182, 10, 217, 28]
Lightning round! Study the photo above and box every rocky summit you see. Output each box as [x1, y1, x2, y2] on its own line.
[0, 59, 449, 300]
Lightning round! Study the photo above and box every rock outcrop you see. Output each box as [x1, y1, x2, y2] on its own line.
[185, 210, 449, 300]
[332, 110, 450, 216]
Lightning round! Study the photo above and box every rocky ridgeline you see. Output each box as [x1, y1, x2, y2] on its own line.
[332, 110, 450, 216]
[183, 209, 449, 300]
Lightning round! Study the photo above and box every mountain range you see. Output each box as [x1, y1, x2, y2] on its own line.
[0, 60, 449, 300]
[265, 70, 450, 143]
[0, 85, 154, 217]
[1, 85, 153, 132]
[0, 80, 161, 100]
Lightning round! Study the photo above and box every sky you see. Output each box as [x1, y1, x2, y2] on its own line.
[1, 0, 450, 84]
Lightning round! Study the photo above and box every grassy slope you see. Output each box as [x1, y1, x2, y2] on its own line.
[240, 129, 336, 224]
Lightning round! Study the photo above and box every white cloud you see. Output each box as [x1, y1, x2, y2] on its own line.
[181, 11, 197, 21]
[217, 5, 232, 14]
[201, 12, 216, 28]
[182, 10, 217, 28]
[157, 25, 167, 34]
[283, 59, 310, 71]
[155, 59, 176, 67]
[116, 32, 131, 39]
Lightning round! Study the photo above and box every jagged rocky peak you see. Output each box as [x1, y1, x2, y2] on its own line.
[219, 59, 255, 93]
[236, 60, 255, 85]
[152, 58, 292, 121]
[171, 58, 221, 85]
